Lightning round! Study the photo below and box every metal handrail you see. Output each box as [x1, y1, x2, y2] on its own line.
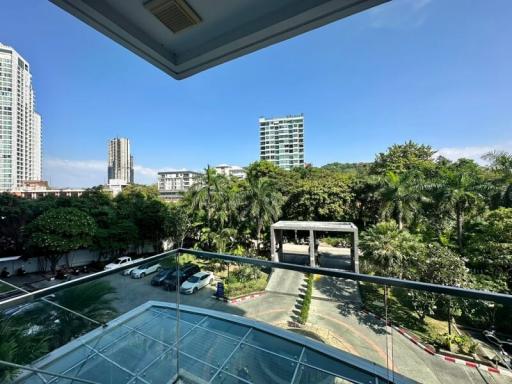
[1, 247, 511, 311]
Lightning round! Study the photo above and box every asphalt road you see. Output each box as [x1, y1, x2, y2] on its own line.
[102, 271, 510, 384]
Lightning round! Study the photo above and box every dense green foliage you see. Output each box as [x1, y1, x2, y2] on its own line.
[26, 207, 97, 272]
[1, 141, 510, 298]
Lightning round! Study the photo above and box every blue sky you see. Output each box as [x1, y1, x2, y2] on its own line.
[1, 0, 511, 187]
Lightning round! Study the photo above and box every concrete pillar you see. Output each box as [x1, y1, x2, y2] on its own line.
[309, 230, 316, 267]
[277, 230, 283, 261]
[351, 228, 359, 273]
[270, 227, 278, 263]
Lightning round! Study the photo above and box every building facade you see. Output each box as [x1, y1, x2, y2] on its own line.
[0, 43, 42, 191]
[259, 115, 304, 169]
[108, 137, 134, 184]
[214, 164, 246, 179]
[10, 180, 85, 200]
[158, 170, 202, 201]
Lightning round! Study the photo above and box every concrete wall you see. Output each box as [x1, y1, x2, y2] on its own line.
[0, 249, 100, 275]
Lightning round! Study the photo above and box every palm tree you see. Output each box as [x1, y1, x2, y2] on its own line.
[432, 162, 488, 250]
[375, 171, 424, 230]
[483, 151, 512, 207]
[244, 177, 283, 252]
[188, 166, 223, 229]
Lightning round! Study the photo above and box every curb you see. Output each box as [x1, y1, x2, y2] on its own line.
[211, 291, 266, 304]
[361, 309, 512, 377]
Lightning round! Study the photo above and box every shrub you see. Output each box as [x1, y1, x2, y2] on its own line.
[299, 274, 313, 324]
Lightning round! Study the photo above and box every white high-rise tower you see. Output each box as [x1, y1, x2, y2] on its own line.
[259, 115, 304, 169]
[0, 43, 42, 191]
[108, 137, 134, 184]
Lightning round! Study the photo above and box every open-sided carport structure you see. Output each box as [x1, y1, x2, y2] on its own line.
[271, 221, 359, 272]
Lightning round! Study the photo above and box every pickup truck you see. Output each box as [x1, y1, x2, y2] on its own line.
[104, 256, 143, 271]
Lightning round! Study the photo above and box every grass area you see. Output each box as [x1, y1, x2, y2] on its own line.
[224, 275, 268, 298]
[359, 282, 448, 341]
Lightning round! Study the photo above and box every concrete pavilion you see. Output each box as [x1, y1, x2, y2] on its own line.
[270, 221, 359, 272]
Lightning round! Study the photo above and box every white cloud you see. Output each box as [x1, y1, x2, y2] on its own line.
[43, 158, 183, 188]
[367, 0, 432, 29]
[436, 142, 512, 164]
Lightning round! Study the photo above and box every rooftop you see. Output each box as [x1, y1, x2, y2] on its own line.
[271, 221, 358, 232]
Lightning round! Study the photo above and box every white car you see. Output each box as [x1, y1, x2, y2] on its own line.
[180, 271, 214, 294]
[130, 263, 162, 279]
[104, 256, 142, 271]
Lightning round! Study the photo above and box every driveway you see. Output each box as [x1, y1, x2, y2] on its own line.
[309, 276, 510, 384]
[101, 272, 509, 384]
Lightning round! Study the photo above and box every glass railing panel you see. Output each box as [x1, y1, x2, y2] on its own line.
[386, 286, 512, 384]
[0, 251, 181, 384]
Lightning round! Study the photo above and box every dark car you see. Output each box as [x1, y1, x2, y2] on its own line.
[151, 269, 173, 286]
[162, 264, 200, 291]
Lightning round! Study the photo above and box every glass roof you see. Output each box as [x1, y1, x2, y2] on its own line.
[16, 303, 391, 384]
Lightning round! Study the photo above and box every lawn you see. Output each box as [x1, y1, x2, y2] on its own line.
[359, 282, 449, 341]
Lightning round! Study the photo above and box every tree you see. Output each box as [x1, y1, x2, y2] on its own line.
[46, 281, 117, 346]
[371, 141, 436, 175]
[115, 184, 171, 252]
[465, 208, 512, 282]
[283, 171, 353, 222]
[167, 203, 192, 248]
[15, 281, 117, 352]
[408, 244, 468, 322]
[0, 315, 48, 380]
[360, 221, 425, 279]
[432, 160, 488, 250]
[244, 177, 283, 251]
[0, 193, 32, 257]
[25, 208, 97, 272]
[483, 151, 512, 208]
[375, 171, 425, 230]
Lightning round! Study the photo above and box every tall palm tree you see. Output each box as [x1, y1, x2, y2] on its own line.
[188, 166, 223, 229]
[244, 177, 283, 252]
[483, 151, 512, 207]
[375, 171, 424, 230]
[434, 169, 486, 250]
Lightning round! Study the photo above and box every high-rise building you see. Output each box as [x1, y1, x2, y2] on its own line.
[108, 137, 134, 184]
[0, 43, 42, 191]
[259, 115, 304, 169]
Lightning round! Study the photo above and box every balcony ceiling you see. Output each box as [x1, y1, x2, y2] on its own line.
[50, 0, 389, 79]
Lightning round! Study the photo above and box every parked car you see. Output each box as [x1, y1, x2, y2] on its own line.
[104, 256, 142, 271]
[180, 271, 214, 294]
[162, 264, 200, 291]
[151, 269, 173, 286]
[131, 263, 162, 279]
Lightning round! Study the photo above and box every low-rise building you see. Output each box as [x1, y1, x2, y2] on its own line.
[10, 180, 85, 199]
[106, 178, 128, 197]
[158, 170, 202, 201]
[214, 164, 246, 179]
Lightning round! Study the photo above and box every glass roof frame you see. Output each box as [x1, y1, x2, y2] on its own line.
[16, 301, 414, 384]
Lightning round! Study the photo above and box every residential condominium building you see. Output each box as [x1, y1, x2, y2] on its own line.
[214, 164, 246, 179]
[158, 170, 202, 201]
[259, 114, 304, 169]
[0, 43, 42, 191]
[108, 137, 134, 184]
